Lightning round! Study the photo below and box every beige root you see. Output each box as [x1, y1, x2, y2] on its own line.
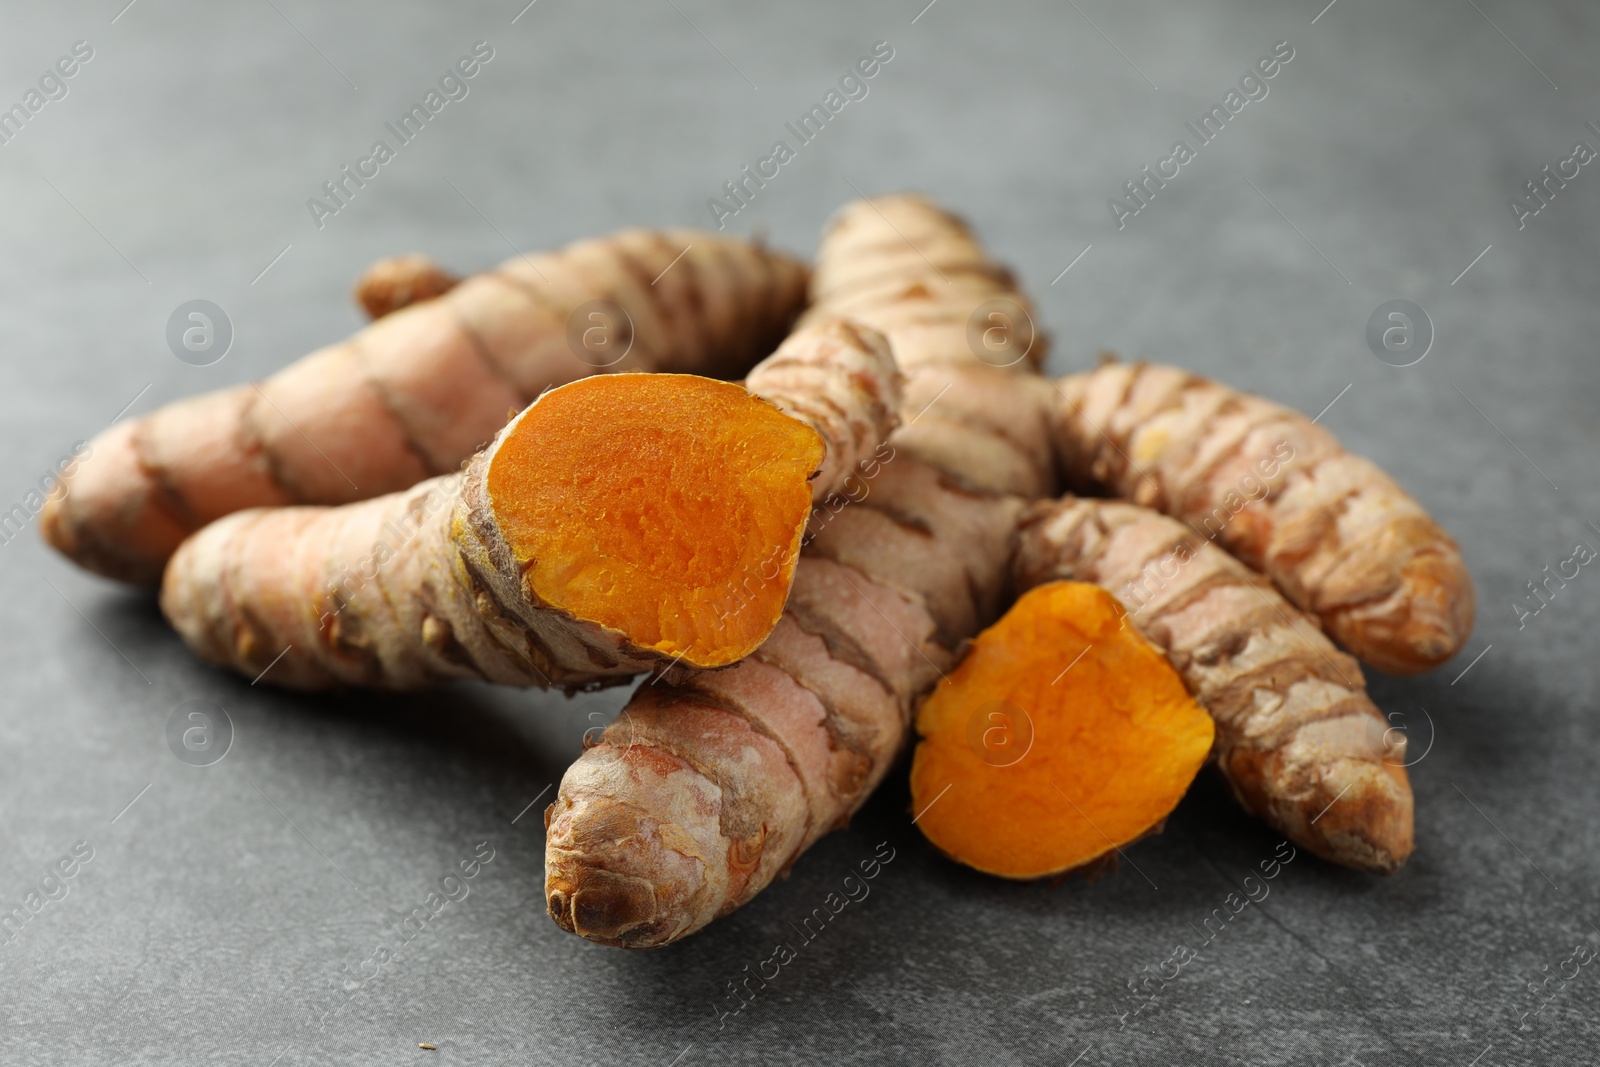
[44, 230, 809, 584]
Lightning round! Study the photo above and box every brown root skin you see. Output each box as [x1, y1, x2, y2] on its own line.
[745, 318, 903, 501]
[1050, 361, 1475, 675]
[546, 689, 807, 947]
[800, 196, 1048, 374]
[1013, 497, 1414, 874]
[45, 230, 810, 585]
[160, 322, 901, 691]
[353, 254, 460, 319]
[1322, 545, 1477, 677]
[909, 581, 1215, 881]
[38, 419, 194, 585]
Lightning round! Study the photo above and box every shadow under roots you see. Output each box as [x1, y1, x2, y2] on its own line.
[87, 579, 639, 802]
[310, 683, 611, 787]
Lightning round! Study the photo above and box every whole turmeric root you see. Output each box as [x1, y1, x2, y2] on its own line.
[1012, 497, 1414, 873]
[1052, 362, 1475, 675]
[909, 580, 1216, 881]
[160, 320, 900, 690]
[43, 230, 809, 585]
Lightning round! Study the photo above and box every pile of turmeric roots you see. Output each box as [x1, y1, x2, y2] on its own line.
[43, 196, 1474, 948]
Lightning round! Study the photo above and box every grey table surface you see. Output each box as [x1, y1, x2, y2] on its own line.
[2, 1, 1596, 1064]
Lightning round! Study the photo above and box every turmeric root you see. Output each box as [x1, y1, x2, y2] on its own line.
[545, 195, 1056, 946]
[160, 320, 900, 690]
[1012, 498, 1414, 873]
[1052, 362, 1474, 675]
[909, 581, 1215, 880]
[352, 254, 460, 319]
[43, 230, 809, 584]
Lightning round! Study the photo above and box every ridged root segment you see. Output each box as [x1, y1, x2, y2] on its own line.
[1052, 361, 1474, 675]
[803, 194, 1047, 374]
[43, 229, 809, 585]
[805, 194, 1057, 505]
[161, 477, 493, 692]
[485, 374, 824, 668]
[1013, 498, 1415, 873]
[744, 318, 902, 501]
[910, 581, 1214, 880]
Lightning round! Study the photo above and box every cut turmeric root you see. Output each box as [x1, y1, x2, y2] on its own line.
[910, 581, 1215, 880]
[485, 376, 822, 666]
[44, 229, 808, 584]
[160, 320, 900, 690]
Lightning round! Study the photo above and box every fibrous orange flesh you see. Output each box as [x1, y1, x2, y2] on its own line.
[485, 373, 825, 667]
[910, 581, 1215, 880]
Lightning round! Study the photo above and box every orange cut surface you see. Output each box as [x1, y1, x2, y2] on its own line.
[486, 373, 825, 667]
[911, 581, 1214, 879]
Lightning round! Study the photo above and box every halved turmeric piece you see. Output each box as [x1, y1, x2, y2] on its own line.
[910, 581, 1214, 880]
[486, 373, 825, 666]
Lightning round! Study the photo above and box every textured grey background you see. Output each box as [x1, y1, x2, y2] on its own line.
[1, 1, 1596, 1064]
